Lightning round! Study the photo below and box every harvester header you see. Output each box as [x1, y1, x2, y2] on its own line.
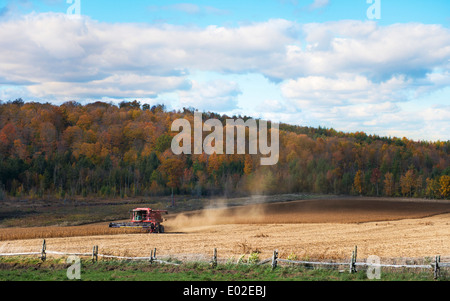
[109, 208, 168, 233]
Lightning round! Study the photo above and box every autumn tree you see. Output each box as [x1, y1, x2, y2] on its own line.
[353, 170, 364, 195]
[244, 154, 253, 175]
[0, 123, 17, 155]
[370, 168, 381, 196]
[425, 177, 439, 199]
[400, 169, 415, 197]
[158, 158, 185, 192]
[383, 172, 395, 197]
[439, 175, 450, 199]
[0, 100, 449, 200]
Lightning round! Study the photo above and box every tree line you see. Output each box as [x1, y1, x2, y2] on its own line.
[0, 99, 449, 200]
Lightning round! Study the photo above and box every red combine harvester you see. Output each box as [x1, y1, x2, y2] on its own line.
[109, 208, 168, 233]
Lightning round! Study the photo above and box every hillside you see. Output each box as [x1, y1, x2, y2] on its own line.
[0, 99, 449, 200]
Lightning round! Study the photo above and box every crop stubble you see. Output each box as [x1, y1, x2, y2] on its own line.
[1, 198, 450, 260]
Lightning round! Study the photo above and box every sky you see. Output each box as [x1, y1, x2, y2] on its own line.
[0, 0, 449, 141]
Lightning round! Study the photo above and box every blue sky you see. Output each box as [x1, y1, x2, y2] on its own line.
[7, 0, 448, 26]
[0, 0, 449, 141]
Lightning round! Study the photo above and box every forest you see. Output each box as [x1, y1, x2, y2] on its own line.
[0, 99, 449, 200]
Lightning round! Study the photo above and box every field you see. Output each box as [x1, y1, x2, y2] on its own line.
[1, 196, 450, 263]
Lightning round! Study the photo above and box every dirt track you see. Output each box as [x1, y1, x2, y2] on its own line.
[1, 198, 450, 260]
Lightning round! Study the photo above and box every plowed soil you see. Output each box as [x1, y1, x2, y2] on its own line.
[1, 197, 450, 260]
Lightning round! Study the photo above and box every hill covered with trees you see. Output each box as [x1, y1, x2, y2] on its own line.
[0, 99, 449, 200]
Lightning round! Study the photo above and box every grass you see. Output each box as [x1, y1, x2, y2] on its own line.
[0, 257, 443, 282]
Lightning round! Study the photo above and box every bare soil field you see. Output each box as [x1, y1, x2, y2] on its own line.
[1, 197, 450, 261]
[168, 197, 450, 225]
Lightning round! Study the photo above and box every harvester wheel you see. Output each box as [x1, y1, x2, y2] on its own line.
[160, 225, 165, 233]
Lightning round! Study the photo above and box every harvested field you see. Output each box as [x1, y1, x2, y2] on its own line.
[0, 224, 144, 241]
[1, 197, 450, 261]
[168, 197, 450, 227]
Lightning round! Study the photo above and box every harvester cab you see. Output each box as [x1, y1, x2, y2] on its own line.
[109, 208, 169, 233]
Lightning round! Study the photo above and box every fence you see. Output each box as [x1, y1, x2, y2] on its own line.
[0, 239, 179, 266]
[0, 241, 449, 279]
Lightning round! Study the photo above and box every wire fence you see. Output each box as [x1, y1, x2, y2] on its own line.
[0, 241, 449, 279]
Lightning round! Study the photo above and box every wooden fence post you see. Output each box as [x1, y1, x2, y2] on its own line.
[349, 246, 357, 274]
[271, 250, 278, 270]
[211, 248, 217, 268]
[149, 248, 157, 264]
[349, 250, 353, 273]
[434, 255, 441, 280]
[41, 239, 46, 262]
[92, 245, 98, 263]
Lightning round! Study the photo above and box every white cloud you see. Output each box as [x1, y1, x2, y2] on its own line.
[270, 21, 450, 81]
[308, 0, 330, 10]
[28, 74, 191, 99]
[0, 13, 298, 98]
[0, 13, 449, 140]
[281, 74, 411, 108]
[256, 99, 299, 113]
[1, 14, 449, 96]
[375, 105, 450, 141]
[178, 79, 242, 112]
[420, 105, 450, 122]
[418, 105, 450, 141]
[166, 3, 201, 15]
[149, 3, 229, 16]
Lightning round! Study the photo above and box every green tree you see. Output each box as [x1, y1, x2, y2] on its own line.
[154, 134, 172, 153]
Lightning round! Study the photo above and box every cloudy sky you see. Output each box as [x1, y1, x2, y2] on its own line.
[0, 0, 449, 141]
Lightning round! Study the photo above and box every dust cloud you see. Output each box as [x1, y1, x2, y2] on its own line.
[165, 198, 450, 231]
[165, 201, 268, 231]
